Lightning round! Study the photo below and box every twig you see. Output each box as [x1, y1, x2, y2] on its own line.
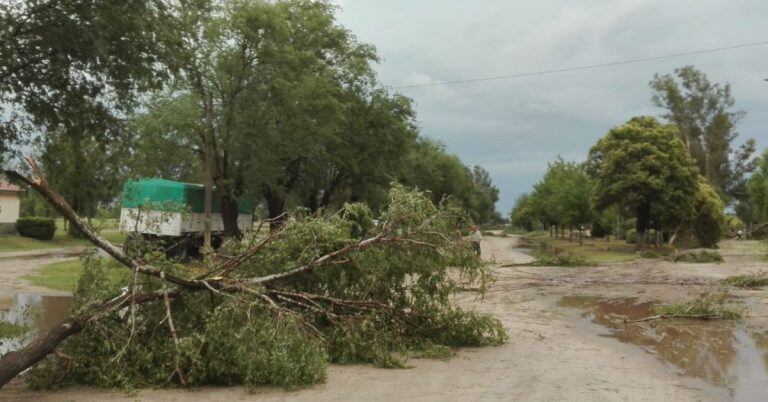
[624, 314, 722, 323]
[159, 271, 186, 386]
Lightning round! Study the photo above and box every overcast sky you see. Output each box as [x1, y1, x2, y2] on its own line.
[331, 0, 768, 213]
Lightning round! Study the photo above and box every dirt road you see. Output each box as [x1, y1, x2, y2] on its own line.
[4, 236, 767, 401]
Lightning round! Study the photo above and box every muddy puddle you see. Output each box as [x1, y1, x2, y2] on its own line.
[559, 295, 768, 401]
[511, 247, 534, 256]
[0, 293, 73, 355]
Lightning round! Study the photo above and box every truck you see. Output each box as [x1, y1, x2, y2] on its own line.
[119, 178, 254, 257]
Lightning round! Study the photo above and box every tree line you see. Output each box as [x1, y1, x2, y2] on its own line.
[512, 67, 763, 249]
[1, 0, 501, 236]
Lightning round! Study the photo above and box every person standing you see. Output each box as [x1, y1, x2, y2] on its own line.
[470, 225, 482, 256]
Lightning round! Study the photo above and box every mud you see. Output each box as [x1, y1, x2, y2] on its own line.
[559, 295, 768, 401]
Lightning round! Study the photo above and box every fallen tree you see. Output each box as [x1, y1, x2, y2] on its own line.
[0, 161, 506, 389]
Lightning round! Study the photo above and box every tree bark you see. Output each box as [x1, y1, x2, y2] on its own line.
[635, 203, 651, 251]
[0, 318, 85, 387]
[220, 193, 241, 239]
[264, 187, 286, 232]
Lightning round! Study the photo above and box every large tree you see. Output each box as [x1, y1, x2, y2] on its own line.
[587, 116, 699, 250]
[520, 158, 593, 240]
[650, 66, 756, 201]
[0, 0, 175, 159]
[136, 0, 384, 237]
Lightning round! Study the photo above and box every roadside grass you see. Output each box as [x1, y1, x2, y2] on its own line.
[652, 292, 742, 320]
[24, 259, 131, 292]
[671, 250, 723, 263]
[529, 252, 596, 267]
[522, 235, 640, 264]
[0, 222, 125, 253]
[722, 272, 768, 288]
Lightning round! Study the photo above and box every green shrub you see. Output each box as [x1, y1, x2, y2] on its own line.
[15, 217, 56, 240]
[530, 252, 596, 267]
[625, 229, 637, 244]
[722, 272, 768, 288]
[653, 292, 741, 320]
[672, 250, 723, 263]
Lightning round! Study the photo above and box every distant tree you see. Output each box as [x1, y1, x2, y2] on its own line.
[470, 165, 501, 224]
[40, 124, 130, 234]
[510, 193, 539, 231]
[587, 116, 699, 250]
[746, 149, 768, 225]
[400, 140, 498, 224]
[650, 66, 757, 201]
[525, 158, 593, 241]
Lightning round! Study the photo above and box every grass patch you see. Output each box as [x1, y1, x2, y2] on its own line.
[523, 236, 639, 264]
[722, 272, 768, 288]
[0, 230, 125, 253]
[409, 343, 455, 360]
[671, 250, 723, 263]
[529, 252, 596, 267]
[24, 259, 131, 292]
[0, 320, 30, 338]
[652, 292, 742, 320]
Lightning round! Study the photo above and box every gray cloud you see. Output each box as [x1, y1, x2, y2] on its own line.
[332, 0, 768, 213]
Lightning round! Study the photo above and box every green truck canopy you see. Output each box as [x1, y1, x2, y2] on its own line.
[121, 178, 254, 214]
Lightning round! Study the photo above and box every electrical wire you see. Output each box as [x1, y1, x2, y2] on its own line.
[391, 40, 768, 89]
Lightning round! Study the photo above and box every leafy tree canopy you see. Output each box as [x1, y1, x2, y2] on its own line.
[587, 116, 700, 248]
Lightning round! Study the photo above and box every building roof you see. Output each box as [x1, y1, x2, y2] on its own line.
[0, 182, 21, 192]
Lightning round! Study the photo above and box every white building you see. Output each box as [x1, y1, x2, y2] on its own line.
[0, 182, 21, 234]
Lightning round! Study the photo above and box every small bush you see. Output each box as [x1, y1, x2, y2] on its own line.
[590, 220, 611, 238]
[530, 252, 596, 267]
[625, 229, 637, 244]
[15, 217, 56, 240]
[639, 249, 664, 259]
[653, 292, 741, 320]
[672, 250, 723, 263]
[722, 272, 768, 288]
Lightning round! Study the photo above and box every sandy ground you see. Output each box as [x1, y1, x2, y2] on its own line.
[2, 236, 767, 401]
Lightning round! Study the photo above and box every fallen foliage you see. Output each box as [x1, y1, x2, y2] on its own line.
[722, 272, 768, 288]
[8, 183, 507, 390]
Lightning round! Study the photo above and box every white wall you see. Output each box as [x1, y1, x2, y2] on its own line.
[0, 193, 20, 223]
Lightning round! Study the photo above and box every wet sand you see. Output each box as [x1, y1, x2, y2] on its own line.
[2, 237, 767, 401]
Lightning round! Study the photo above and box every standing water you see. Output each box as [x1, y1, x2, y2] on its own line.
[0, 293, 73, 356]
[559, 295, 768, 401]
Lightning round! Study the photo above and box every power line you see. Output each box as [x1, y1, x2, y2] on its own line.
[391, 40, 768, 89]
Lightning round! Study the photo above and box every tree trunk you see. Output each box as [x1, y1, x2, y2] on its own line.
[668, 222, 683, 246]
[578, 229, 583, 246]
[306, 189, 320, 213]
[635, 203, 651, 251]
[550, 225, 554, 237]
[0, 318, 85, 387]
[264, 187, 286, 232]
[202, 132, 214, 251]
[220, 194, 241, 239]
